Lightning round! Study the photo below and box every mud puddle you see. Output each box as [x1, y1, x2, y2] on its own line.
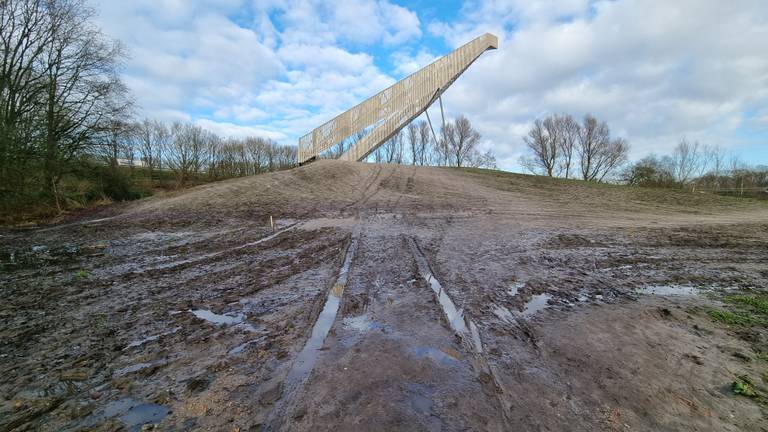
[84, 398, 169, 431]
[493, 292, 553, 324]
[635, 285, 702, 296]
[284, 235, 358, 386]
[264, 234, 360, 429]
[408, 237, 483, 353]
[522, 293, 552, 317]
[189, 309, 258, 332]
[508, 281, 525, 296]
[0, 244, 81, 271]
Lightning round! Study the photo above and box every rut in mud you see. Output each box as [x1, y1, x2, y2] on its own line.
[265, 233, 359, 430]
[2, 160, 768, 432]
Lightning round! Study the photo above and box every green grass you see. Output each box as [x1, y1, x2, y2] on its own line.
[706, 294, 768, 328]
[706, 309, 760, 326]
[74, 269, 90, 279]
[725, 295, 768, 314]
[732, 376, 760, 398]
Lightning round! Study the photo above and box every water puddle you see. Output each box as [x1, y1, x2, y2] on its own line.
[230, 223, 299, 251]
[284, 235, 359, 388]
[91, 398, 169, 431]
[522, 293, 552, 318]
[408, 237, 482, 353]
[229, 341, 252, 356]
[190, 309, 244, 325]
[636, 285, 701, 296]
[189, 309, 258, 332]
[494, 293, 552, 323]
[508, 281, 524, 297]
[0, 244, 80, 270]
[404, 383, 436, 417]
[263, 235, 360, 430]
[339, 314, 389, 347]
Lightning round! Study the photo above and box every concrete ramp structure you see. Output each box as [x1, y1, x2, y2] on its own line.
[297, 33, 498, 164]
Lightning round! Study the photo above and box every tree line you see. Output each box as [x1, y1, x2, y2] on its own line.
[326, 114, 498, 169]
[102, 119, 296, 185]
[622, 138, 767, 197]
[519, 113, 629, 181]
[519, 113, 767, 198]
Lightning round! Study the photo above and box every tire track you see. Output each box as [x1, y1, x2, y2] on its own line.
[341, 165, 383, 215]
[263, 232, 360, 431]
[408, 236, 513, 428]
[363, 165, 399, 215]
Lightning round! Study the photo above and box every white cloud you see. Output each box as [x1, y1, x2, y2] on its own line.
[391, 49, 437, 76]
[433, 0, 768, 168]
[195, 119, 287, 141]
[327, 0, 421, 45]
[94, 0, 422, 146]
[379, 1, 422, 45]
[278, 44, 373, 72]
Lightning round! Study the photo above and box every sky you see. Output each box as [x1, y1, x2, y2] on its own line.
[93, 0, 768, 171]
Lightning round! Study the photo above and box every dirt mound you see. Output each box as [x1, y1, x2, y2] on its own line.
[116, 160, 766, 228]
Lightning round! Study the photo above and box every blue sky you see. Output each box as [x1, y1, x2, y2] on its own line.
[94, 0, 768, 170]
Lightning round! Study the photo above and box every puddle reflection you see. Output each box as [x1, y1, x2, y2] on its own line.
[284, 236, 359, 389]
[408, 237, 483, 353]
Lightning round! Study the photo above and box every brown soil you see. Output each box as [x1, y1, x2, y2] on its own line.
[2, 160, 767, 431]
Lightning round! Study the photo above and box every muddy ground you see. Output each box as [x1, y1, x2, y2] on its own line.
[2, 160, 768, 431]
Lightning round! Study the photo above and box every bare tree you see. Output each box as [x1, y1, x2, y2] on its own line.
[558, 114, 579, 179]
[521, 118, 557, 176]
[245, 136, 265, 174]
[729, 154, 745, 197]
[466, 149, 497, 169]
[417, 120, 430, 166]
[165, 122, 195, 185]
[381, 129, 404, 164]
[709, 144, 726, 191]
[100, 119, 130, 168]
[443, 115, 481, 167]
[0, 0, 55, 190]
[136, 118, 167, 179]
[577, 115, 607, 180]
[670, 137, 702, 185]
[406, 122, 419, 165]
[576, 115, 630, 181]
[40, 0, 130, 195]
